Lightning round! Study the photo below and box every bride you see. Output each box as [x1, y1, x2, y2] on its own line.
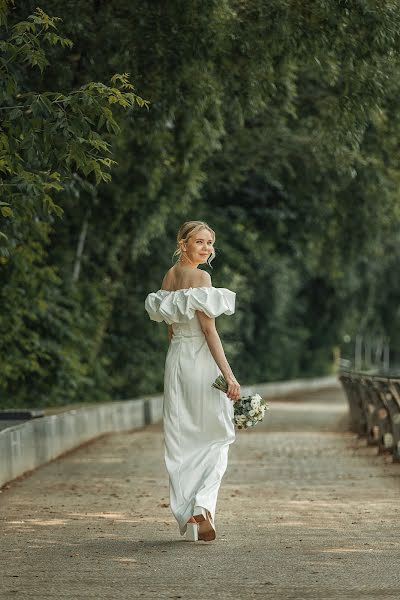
[145, 220, 241, 542]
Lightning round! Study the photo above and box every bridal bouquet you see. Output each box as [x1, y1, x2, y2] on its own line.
[212, 375, 269, 429]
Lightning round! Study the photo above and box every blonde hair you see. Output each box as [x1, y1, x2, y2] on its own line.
[172, 221, 216, 269]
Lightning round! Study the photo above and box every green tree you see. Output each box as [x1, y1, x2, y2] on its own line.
[0, 4, 148, 406]
[3, 1, 400, 407]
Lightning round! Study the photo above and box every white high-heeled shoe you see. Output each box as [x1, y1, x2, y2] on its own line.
[185, 518, 199, 541]
[193, 506, 216, 541]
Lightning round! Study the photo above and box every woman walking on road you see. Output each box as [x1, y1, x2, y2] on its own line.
[145, 220, 241, 542]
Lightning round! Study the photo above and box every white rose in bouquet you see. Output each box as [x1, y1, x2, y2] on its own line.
[211, 376, 269, 430]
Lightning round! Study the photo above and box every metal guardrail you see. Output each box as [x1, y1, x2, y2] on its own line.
[339, 369, 400, 461]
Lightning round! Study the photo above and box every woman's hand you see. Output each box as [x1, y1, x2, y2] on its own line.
[225, 375, 241, 402]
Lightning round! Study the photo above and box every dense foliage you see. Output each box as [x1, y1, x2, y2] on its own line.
[2, 1, 400, 408]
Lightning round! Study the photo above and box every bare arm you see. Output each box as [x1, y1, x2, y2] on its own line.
[196, 313, 241, 402]
[194, 269, 240, 401]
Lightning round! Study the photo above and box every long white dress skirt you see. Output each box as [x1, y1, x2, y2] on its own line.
[145, 286, 236, 535]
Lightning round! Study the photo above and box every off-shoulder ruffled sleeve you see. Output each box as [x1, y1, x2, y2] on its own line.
[144, 286, 236, 325]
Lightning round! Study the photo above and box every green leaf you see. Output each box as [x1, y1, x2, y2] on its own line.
[8, 108, 22, 120]
[1, 206, 13, 218]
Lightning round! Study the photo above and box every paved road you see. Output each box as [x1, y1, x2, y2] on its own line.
[1, 388, 400, 599]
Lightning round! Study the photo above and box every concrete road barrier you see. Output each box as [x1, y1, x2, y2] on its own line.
[244, 375, 340, 399]
[0, 396, 163, 489]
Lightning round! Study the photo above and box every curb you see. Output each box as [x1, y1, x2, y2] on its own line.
[253, 375, 340, 399]
[0, 395, 163, 489]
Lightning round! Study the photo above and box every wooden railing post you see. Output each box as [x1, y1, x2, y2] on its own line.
[339, 369, 400, 462]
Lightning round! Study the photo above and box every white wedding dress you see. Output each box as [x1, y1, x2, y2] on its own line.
[144, 286, 236, 535]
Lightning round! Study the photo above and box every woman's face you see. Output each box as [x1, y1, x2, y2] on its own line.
[185, 228, 214, 264]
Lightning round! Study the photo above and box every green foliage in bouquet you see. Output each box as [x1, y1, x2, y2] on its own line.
[212, 375, 269, 430]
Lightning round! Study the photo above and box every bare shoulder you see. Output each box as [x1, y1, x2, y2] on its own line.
[161, 267, 174, 290]
[160, 265, 212, 291]
[195, 269, 212, 288]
